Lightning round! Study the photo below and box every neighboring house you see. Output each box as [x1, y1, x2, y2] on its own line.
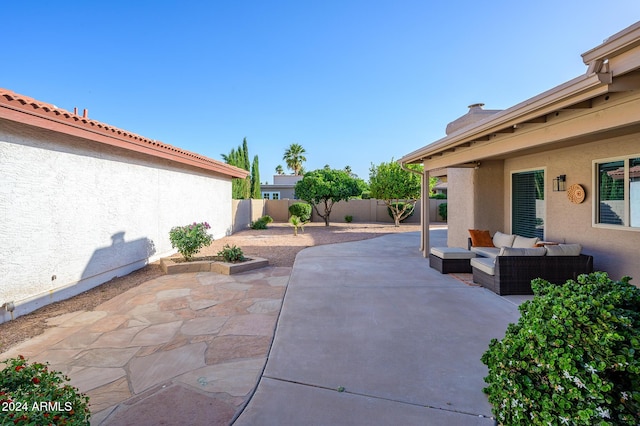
[260, 174, 303, 199]
[399, 21, 640, 282]
[0, 88, 248, 322]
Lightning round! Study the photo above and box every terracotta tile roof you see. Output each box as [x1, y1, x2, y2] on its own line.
[0, 88, 248, 179]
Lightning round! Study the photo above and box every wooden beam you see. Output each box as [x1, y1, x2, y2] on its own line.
[521, 116, 547, 124]
[494, 126, 515, 134]
[561, 99, 592, 110]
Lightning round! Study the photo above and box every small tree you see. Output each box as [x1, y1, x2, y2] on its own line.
[369, 160, 422, 226]
[251, 155, 261, 199]
[294, 168, 362, 226]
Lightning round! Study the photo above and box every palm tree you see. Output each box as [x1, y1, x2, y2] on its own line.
[275, 165, 284, 175]
[283, 143, 307, 175]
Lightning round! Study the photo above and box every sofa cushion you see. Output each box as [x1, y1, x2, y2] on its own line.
[430, 247, 476, 259]
[545, 243, 582, 256]
[499, 247, 547, 256]
[468, 229, 494, 247]
[512, 235, 540, 248]
[471, 246, 500, 259]
[470, 257, 495, 276]
[493, 231, 515, 248]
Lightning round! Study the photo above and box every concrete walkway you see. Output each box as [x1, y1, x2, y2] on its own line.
[235, 230, 526, 425]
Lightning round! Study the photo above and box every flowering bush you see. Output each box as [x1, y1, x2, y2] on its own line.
[0, 355, 90, 425]
[481, 272, 640, 425]
[169, 221, 213, 261]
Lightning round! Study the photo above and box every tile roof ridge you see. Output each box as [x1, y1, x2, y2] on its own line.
[0, 88, 248, 178]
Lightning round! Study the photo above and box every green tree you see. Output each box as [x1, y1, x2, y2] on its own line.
[294, 168, 362, 226]
[369, 160, 422, 226]
[275, 165, 284, 175]
[222, 137, 256, 199]
[283, 143, 307, 175]
[251, 155, 261, 199]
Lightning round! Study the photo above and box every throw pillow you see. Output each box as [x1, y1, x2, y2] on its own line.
[512, 235, 540, 248]
[493, 231, 516, 248]
[545, 244, 582, 256]
[499, 247, 547, 256]
[469, 229, 494, 247]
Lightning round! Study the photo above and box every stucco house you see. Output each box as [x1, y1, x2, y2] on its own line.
[0, 89, 248, 322]
[399, 21, 640, 282]
[260, 174, 303, 199]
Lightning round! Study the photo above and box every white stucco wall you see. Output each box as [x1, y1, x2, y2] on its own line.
[0, 120, 232, 321]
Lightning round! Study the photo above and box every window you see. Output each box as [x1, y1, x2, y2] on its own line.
[512, 170, 545, 239]
[596, 156, 640, 228]
[261, 192, 280, 200]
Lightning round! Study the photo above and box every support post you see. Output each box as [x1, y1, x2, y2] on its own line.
[422, 167, 430, 257]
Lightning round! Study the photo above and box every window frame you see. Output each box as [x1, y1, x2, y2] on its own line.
[592, 154, 640, 231]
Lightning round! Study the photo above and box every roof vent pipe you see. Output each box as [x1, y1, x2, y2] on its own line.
[73, 107, 78, 115]
[83, 109, 88, 118]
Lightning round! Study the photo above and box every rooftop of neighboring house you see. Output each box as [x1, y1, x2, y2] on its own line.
[0, 88, 248, 179]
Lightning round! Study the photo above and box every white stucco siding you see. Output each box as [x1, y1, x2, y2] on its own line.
[0, 120, 232, 317]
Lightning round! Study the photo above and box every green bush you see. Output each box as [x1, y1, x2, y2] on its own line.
[1, 356, 91, 425]
[288, 203, 312, 222]
[438, 202, 447, 221]
[250, 215, 274, 230]
[217, 244, 245, 262]
[344, 215, 353, 223]
[169, 221, 213, 261]
[481, 272, 640, 425]
[386, 202, 414, 222]
[430, 193, 447, 199]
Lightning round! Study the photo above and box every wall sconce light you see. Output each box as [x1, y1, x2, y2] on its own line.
[553, 175, 566, 192]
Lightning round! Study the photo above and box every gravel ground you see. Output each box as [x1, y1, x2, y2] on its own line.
[0, 222, 421, 353]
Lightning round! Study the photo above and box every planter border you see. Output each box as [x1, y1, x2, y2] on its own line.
[160, 256, 269, 275]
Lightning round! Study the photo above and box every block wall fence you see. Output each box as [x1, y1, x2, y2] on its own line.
[232, 198, 447, 231]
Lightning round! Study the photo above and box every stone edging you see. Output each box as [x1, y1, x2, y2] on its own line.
[160, 257, 269, 275]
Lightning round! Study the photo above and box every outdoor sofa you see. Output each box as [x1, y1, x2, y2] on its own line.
[467, 230, 594, 295]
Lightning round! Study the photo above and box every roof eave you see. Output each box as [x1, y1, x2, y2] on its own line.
[399, 72, 606, 165]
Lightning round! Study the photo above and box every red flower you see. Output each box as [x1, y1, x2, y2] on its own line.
[15, 365, 24, 372]
[32, 377, 40, 384]
[18, 355, 24, 360]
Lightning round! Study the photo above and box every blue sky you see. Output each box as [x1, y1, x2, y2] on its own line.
[4, 2, 639, 182]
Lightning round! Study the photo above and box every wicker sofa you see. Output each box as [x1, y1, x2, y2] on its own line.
[468, 231, 594, 295]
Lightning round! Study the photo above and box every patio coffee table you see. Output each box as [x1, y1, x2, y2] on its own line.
[429, 247, 476, 274]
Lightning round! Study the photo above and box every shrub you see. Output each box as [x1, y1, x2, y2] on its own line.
[288, 203, 312, 222]
[169, 222, 213, 261]
[481, 272, 640, 425]
[0, 355, 91, 425]
[217, 244, 245, 262]
[344, 215, 353, 223]
[438, 202, 447, 221]
[429, 193, 447, 199]
[386, 202, 414, 222]
[250, 215, 274, 230]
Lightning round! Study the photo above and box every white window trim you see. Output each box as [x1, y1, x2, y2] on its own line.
[592, 154, 640, 232]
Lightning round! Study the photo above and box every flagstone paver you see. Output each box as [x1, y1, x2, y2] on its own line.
[0, 266, 291, 425]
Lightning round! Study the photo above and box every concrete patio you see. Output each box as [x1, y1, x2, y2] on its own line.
[0, 229, 528, 425]
[235, 229, 526, 425]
